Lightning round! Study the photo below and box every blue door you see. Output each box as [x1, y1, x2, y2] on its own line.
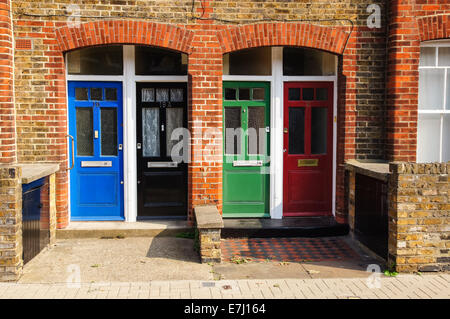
[68, 81, 124, 220]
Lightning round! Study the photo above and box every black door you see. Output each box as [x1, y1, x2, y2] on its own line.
[136, 82, 188, 218]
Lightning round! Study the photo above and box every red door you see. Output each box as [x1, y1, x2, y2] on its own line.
[283, 82, 333, 216]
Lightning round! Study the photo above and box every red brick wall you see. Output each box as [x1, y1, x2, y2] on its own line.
[9, 1, 450, 227]
[0, 0, 15, 163]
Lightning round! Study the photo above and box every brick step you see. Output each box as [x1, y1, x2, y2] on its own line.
[221, 217, 349, 238]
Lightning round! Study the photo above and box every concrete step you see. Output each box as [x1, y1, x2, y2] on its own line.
[221, 217, 349, 238]
[56, 221, 194, 239]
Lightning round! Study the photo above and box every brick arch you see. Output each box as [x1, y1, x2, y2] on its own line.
[217, 23, 350, 55]
[418, 14, 450, 42]
[55, 20, 194, 53]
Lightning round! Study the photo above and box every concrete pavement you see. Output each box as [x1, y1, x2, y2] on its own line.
[1, 274, 448, 299]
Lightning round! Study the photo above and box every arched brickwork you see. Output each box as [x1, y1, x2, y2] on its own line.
[418, 14, 450, 42]
[217, 23, 350, 55]
[55, 20, 194, 53]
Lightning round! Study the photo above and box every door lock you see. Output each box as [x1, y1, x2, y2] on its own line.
[118, 144, 123, 151]
[137, 143, 141, 149]
[283, 148, 287, 153]
[94, 130, 99, 139]
[283, 128, 288, 134]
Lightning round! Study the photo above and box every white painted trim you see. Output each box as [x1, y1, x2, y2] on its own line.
[223, 47, 338, 219]
[65, 45, 189, 223]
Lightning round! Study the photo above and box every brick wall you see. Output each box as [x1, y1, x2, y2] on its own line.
[7, 0, 450, 227]
[388, 163, 449, 273]
[0, 166, 22, 281]
[0, 0, 15, 163]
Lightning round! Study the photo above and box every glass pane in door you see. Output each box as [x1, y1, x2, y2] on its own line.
[225, 107, 241, 155]
[248, 106, 265, 155]
[76, 107, 93, 156]
[142, 108, 160, 157]
[289, 107, 305, 154]
[311, 107, 328, 154]
[166, 108, 183, 157]
[101, 108, 118, 156]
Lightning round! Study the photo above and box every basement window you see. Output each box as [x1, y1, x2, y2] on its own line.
[223, 47, 272, 76]
[67, 45, 123, 75]
[417, 42, 450, 163]
[283, 47, 336, 76]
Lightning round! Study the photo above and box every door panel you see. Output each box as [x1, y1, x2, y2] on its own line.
[223, 82, 270, 218]
[136, 82, 188, 218]
[283, 82, 333, 216]
[68, 81, 124, 220]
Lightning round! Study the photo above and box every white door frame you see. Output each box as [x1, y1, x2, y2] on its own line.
[223, 47, 338, 219]
[66, 45, 188, 223]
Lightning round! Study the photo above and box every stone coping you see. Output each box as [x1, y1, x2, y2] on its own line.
[345, 159, 390, 182]
[194, 205, 224, 229]
[17, 163, 60, 184]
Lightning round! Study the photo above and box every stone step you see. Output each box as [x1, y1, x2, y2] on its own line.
[221, 217, 349, 238]
[56, 221, 194, 239]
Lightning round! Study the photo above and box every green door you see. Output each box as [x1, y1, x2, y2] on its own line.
[223, 82, 270, 217]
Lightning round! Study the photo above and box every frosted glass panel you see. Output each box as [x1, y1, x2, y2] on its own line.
[166, 108, 183, 157]
[75, 88, 88, 100]
[419, 47, 436, 66]
[225, 107, 241, 155]
[311, 107, 328, 154]
[419, 69, 444, 110]
[142, 88, 154, 102]
[443, 115, 450, 162]
[76, 108, 93, 156]
[248, 107, 265, 155]
[101, 108, 117, 156]
[170, 88, 183, 102]
[142, 108, 160, 157]
[156, 88, 169, 102]
[417, 114, 441, 162]
[438, 47, 450, 66]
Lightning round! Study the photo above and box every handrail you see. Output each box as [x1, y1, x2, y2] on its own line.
[66, 134, 74, 171]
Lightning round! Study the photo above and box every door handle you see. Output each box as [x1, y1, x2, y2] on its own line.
[66, 134, 74, 171]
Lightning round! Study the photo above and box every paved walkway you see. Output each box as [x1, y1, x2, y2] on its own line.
[1, 274, 448, 299]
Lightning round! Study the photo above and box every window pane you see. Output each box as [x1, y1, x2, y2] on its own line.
[135, 46, 187, 75]
[252, 88, 265, 100]
[225, 107, 241, 155]
[283, 47, 336, 76]
[142, 108, 160, 157]
[156, 88, 169, 102]
[225, 88, 236, 100]
[316, 88, 328, 100]
[417, 114, 441, 162]
[302, 88, 314, 100]
[223, 47, 271, 75]
[166, 108, 183, 157]
[105, 88, 117, 101]
[443, 115, 450, 162]
[75, 88, 88, 100]
[76, 108, 93, 156]
[419, 47, 436, 66]
[238, 88, 250, 100]
[101, 108, 117, 156]
[438, 47, 450, 66]
[90, 88, 102, 101]
[288, 88, 300, 101]
[170, 88, 183, 102]
[289, 107, 305, 154]
[142, 88, 155, 102]
[447, 72, 450, 110]
[419, 69, 445, 110]
[67, 46, 123, 75]
[311, 107, 328, 154]
[248, 107, 265, 155]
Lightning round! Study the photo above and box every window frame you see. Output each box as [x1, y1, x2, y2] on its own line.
[418, 41, 450, 163]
